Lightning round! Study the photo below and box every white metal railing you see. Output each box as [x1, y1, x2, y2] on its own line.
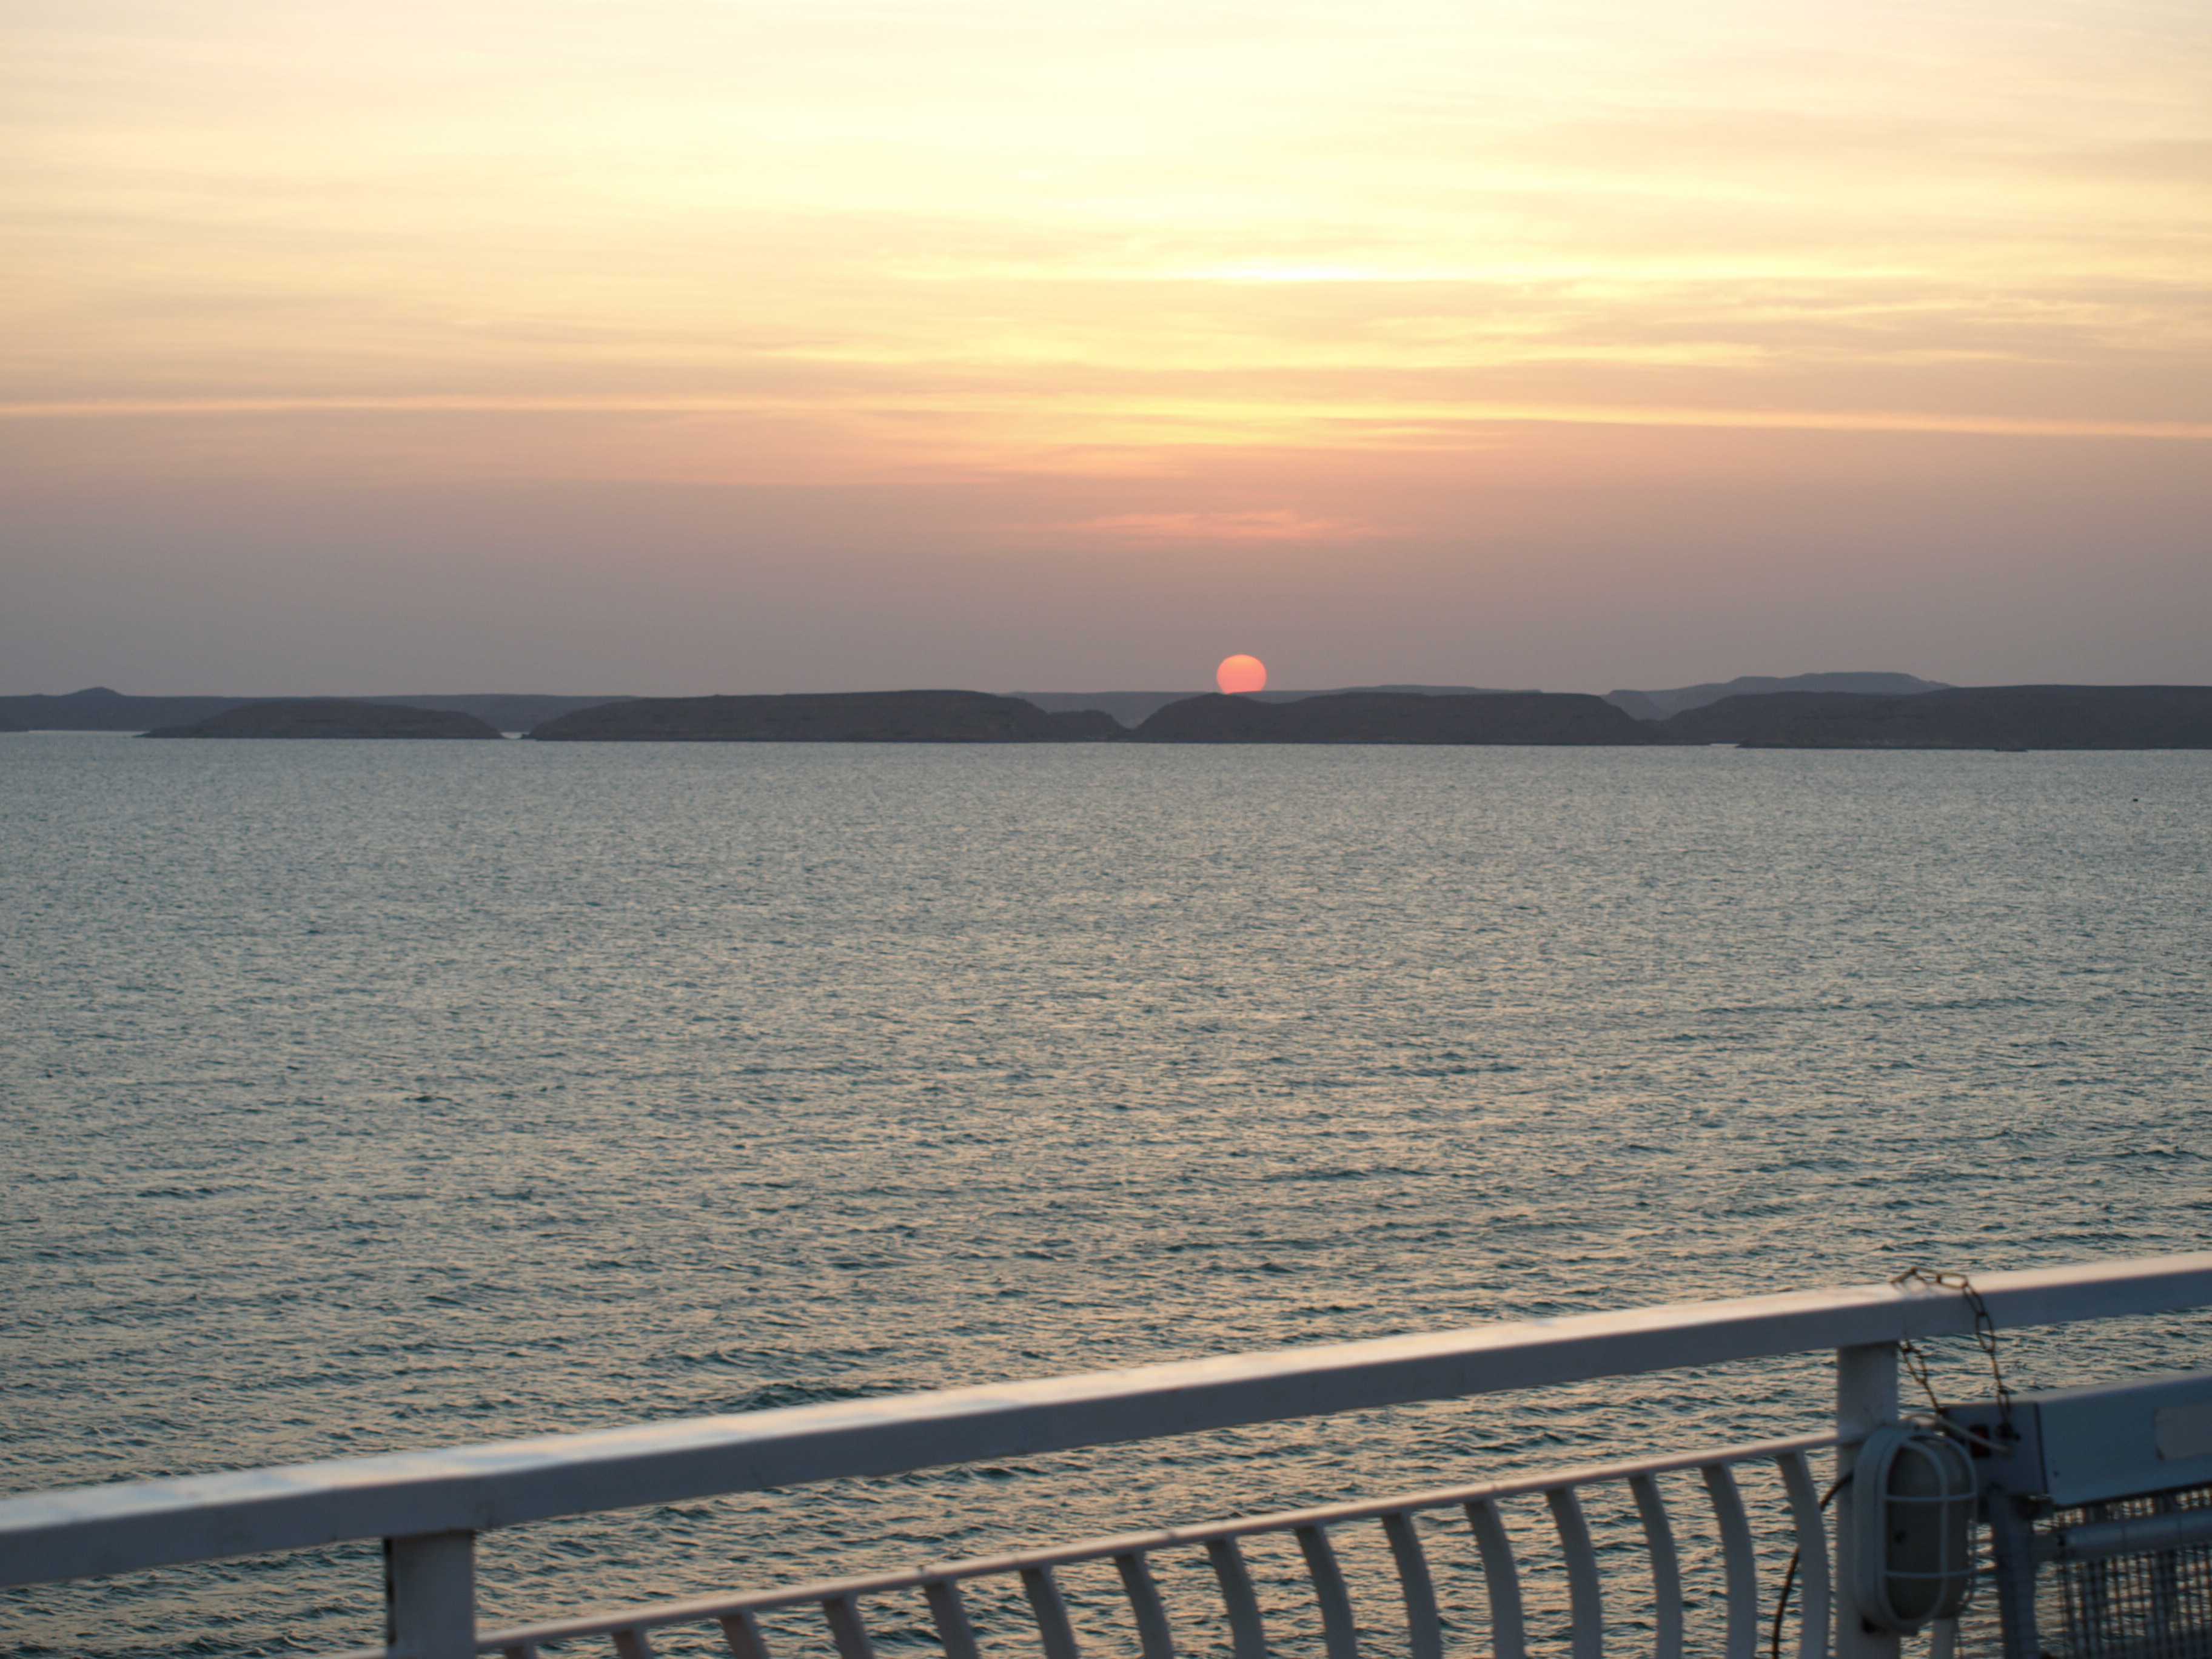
[391, 1431, 1837, 1659]
[5, 1253, 2211, 1659]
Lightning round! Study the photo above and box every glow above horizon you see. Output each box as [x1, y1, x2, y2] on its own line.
[6, 0, 2207, 469]
[0, 0, 2207, 694]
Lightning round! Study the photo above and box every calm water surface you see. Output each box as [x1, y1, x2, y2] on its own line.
[2, 736, 2208, 1657]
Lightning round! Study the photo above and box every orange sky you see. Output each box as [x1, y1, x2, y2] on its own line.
[3, 0, 2207, 693]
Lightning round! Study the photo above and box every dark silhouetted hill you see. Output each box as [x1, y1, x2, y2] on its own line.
[1658, 691, 1900, 744]
[1016, 685, 1532, 726]
[1131, 691, 1660, 744]
[1245, 683, 1537, 702]
[372, 694, 634, 732]
[1607, 672, 1949, 720]
[531, 691, 1124, 742]
[1013, 691, 1204, 726]
[0, 688, 246, 731]
[0, 689, 634, 733]
[142, 700, 504, 739]
[1738, 686, 2212, 749]
[0, 708, 25, 732]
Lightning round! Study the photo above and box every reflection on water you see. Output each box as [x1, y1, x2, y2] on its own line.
[2, 737, 2208, 1655]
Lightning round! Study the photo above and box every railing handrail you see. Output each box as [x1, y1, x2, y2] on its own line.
[7, 1252, 2210, 1587]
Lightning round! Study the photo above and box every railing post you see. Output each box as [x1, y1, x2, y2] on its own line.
[1834, 1344, 1898, 1659]
[385, 1529, 477, 1659]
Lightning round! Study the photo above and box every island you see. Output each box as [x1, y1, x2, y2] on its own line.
[1130, 691, 1662, 743]
[1657, 691, 1904, 745]
[141, 700, 506, 739]
[529, 691, 1124, 742]
[1605, 672, 1949, 722]
[0, 688, 247, 731]
[1737, 685, 2212, 749]
[1014, 685, 1537, 727]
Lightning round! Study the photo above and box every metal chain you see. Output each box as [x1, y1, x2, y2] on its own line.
[1890, 1265, 2013, 1428]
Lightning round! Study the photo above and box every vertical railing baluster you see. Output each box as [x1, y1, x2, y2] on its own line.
[1114, 1551, 1177, 1659]
[1776, 1450, 1831, 1659]
[720, 1607, 773, 1659]
[1207, 1538, 1271, 1659]
[612, 1627, 657, 1659]
[385, 1530, 477, 1659]
[1465, 1500, 1530, 1659]
[1835, 1343, 1900, 1659]
[1024, 1564, 1084, 1659]
[1986, 1488, 2041, 1659]
[1701, 1464, 1758, 1659]
[824, 1593, 879, 1659]
[1296, 1524, 1362, 1659]
[1547, 1487, 1606, 1659]
[1381, 1512, 1445, 1659]
[925, 1580, 984, 1659]
[1628, 1474, 1683, 1659]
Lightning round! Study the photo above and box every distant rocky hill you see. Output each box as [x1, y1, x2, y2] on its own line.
[1658, 691, 1905, 745]
[1607, 672, 1949, 721]
[0, 687, 246, 731]
[1015, 685, 1530, 727]
[1736, 685, 2212, 749]
[1244, 683, 1537, 703]
[0, 708, 25, 732]
[1131, 691, 1660, 744]
[142, 700, 504, 739]
[530, 691, 1122, 742]
[1011, 691, 1201, 726]
[0, 688, 630, 733]
[370, 694, 634, 732]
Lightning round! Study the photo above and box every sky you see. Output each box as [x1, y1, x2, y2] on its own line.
[3, 0, 2208, 695]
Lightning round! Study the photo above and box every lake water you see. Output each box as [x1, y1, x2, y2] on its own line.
[4, 735, 2209, 1658]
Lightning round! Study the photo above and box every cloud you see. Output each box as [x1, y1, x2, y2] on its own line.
[1037, 509, 1395, 543]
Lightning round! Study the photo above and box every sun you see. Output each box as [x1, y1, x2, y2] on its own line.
[1216, 654, 1267, 694]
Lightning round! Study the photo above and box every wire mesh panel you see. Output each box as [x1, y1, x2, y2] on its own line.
[1963, 1484, 2212, 1659]
[2042, 1486, 2212, 1659]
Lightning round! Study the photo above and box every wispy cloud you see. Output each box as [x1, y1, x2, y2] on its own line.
[5, 395, 2208, 446]
[5, 0, 2208, 489]
[1036, 509, 1393, 543]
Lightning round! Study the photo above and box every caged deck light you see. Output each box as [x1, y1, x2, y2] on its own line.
[1852, 1421, 1979, 1632]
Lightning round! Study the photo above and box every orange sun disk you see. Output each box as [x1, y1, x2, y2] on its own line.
[1216, 654, 1267, 694]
